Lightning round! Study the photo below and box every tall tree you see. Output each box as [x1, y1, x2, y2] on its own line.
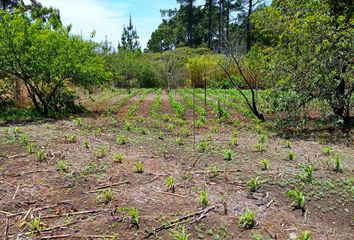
[118, 14, 140, 52]
[177, 0, 195, 47]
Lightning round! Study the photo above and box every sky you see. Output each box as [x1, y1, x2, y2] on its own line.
[37, 0, 181, 49]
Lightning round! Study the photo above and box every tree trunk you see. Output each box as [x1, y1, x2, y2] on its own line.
[188, 0, 193, 47]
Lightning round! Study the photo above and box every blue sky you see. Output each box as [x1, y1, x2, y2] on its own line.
[38, 0, 181, 49]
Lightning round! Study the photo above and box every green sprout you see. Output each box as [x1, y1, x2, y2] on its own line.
[238, 209, 255, 229]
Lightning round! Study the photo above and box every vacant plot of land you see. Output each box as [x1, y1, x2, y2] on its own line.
[0, 89, 353, 240]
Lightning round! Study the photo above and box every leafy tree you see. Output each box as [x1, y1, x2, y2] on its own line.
[0, 8, 107, 115]
[147, 21, 175, 52]
[118, 14, 140, 52]
[252, 0, 354, 124]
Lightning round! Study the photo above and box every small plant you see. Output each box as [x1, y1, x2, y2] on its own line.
[124, 121, 132, 131]
[37, 149, 47, 161]
[170, 225, 190, 240]
[288, 150, 295, 160]
[82, 139, 90, 149]
[286, 140, 292, 149]
[248, 176, 260, 192]
[232, 129, 238, 137]
[175, 137, 185, 146]
[129, 208, 139, 227]
[166, 175, 175, 193]
[135, 161, 144, 173]
[199, 189, 208, 208]
[209, 164, 218, 178]
[158, 131, 165, 140]
[287, 189, 305, 210]
[96, 188, 113, 204]
[198, 140, 207, 153]
[114, 153, 125, 163]
[322, 146, 332, 155]
[229, 137, 238, 146]
[73, 117, 83, 126]
[139, 128, 148, 135]
[252, 234, 263, 240]
[238, 209, 255, 229]
[95, 146, 108, 158]
[298, 230, 311, 240]
[332, 155, 343, 173]
[27, 143, 34, 154]
[260, 159, 269, 171]
[223, 149, 233, 161]
[182, 127, 191, 137]
[116, 134, 127, 145]
[162, 114, 171, 122]
[20, 134, 30, 146]
[69, 133, 77, 143]
[254, 143, 265, 153]
[214, 101, 229, 122]
[259, 134, 268, 143]
[168, 124, 175, 132]
[56, 160, 67, 172]
[29, 216, 41, 232]
[303, 164, 315, 182]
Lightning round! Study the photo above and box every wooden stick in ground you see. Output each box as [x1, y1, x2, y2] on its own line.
[41, 209, 110, 219]
[12, 185, 20, 200]
[94, 180, 129, 190]
[191, 169, 241, 174]
[38, 234, 116, 239]
[4, 217, 9, 240]
[144, 205, 221, 239]
[155, 190, 186, 198]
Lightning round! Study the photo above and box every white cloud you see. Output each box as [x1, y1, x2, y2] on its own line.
[39, 0, 128, 48]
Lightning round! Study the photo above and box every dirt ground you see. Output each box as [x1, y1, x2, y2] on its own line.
[0, 89, 353, 240]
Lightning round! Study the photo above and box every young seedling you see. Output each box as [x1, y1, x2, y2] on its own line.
[139, 128, 148, 135]
[298, 230, 311, 240]
[116, 134, 127, 145]
[332, 155, 343, 173]
[248, 176, 260, 192]
[303, 164, 315, 182]
[95, 146, 108, 159]
[175, 137, 185, 146]
[158, 131, 165, 140]
[20, 134, 30, 146]
[162, 114, 171, 122]
[69, 133, 77, 143]
[260, 159, 269, 171]
[170, 225, 190, 240]
[82, 139, 90, 149]
[73, 117, 83, 126]
[166, 175, 175, 193]
[254, 143, 265, 153]
[232, 130, 238, 137]
[124, 121, 132, 131]
[168, 124, 175, 132]
[198, 140, 207, 153]
[56, 160, 67, 172]
[238, 209, 255, 229]
[288, 150, 296, 160]
[27, 144, 34, 154]
[29, 216, 41, 232]
[287, 189, 305, 210]
[286, 140, 292, 149]
[129, 208, 139, 228]
[209, 164, 218, 178]
[259, 134, 268, 143]
[114, 153, 125, 164]
[135, 161, 144, 173]
[96, 188, 113, 204]
[37, 149, 47, 161]
[199, 189, 208, 208]
[223, 149, 233, 161]
[322, 146, 332, 156]
[229, 137, 238, 146]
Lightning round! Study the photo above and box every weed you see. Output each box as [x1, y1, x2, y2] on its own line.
[37, 149, 47, 161]
[287, 189, 305, 210]
[288, 150, 296, 160]
[322, 146, 332, 155]
[114, 153, 125, 164]
[259, 134, 268, 143]
[124, 122, 132, 131]
[29, 216, 41, 232]
[96, 188, 113, 204]
[116, 134, 127, 145]
[69, 133, 77, 143]
[166, 175, 175, 193]
[95, 146, 108, 158]
[209, 164, 218, 178]
[260, 159, 269, 171]
[248, 176, 260, 192]
[332, 155, 343, 173]
[170, 225, 190, 240]
[129, 208, 139, 227]
[135, 161, 144, 173]
[83, 139, 90, 149]
[238, 209, 255, 229]
[286, 140, 292, 149]
[56, 160, 67, 172]
[298, 230, 311, 240]
[199, 189, 208, 208]
[223, 149, 233, 161]
[252, 234, 263, 240]
[139, 128, 148, 135]
[198, 140, 207, 153]
[175, 137, 185, 146]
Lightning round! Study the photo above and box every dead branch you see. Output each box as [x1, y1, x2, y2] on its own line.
[155, 190, 186, 198]
[94, 180, 130, 190]
[41, 209, 110, 219]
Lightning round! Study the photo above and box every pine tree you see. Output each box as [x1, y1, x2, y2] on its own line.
[118, 14, 140, 52]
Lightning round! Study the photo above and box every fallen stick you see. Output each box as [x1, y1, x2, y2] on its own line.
[191, 169, 241, 174]
[12, 185, 20, 200]
[4, 217, 9, 240]
[144, 205, 220, 239]
[266, 199, 274, 208]
[36, 234, 116, 239]
[41, 209, 110, 219]
[94, 180, 130, 190]
[155, 190, 186, 198]
[6, 154, 29, 159]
